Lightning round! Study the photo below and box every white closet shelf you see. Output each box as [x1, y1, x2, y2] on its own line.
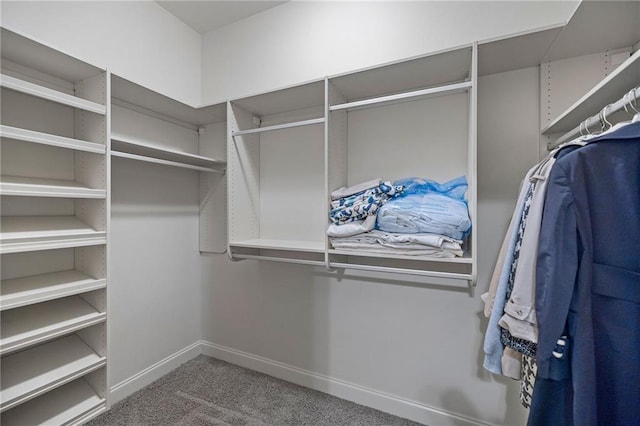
[0, 125, 106, 154]
[111, 134, 225, 168]
[1, 378, 105, 426]
[232, 117, 325, 136]
[1, 296, 106, 356]
[112, 151, 224, 173]
[0, 335, 106, 412]
[0, 176, 106, 198]
[0, 74, 106, 115]
[1, 28, 105, 84]
[542, 49, 640, 135]
[1, 270, 106, 311]
[111, 134, 225, 173]
[230, 239, 325, 253]
[0, 216, 106, 254]
[329, 81, 472, 112]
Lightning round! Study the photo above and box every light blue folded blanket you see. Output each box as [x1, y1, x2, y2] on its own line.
[376, 177, 471, 240]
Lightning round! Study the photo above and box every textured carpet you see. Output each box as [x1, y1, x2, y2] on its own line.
[87, 355, 422, 426]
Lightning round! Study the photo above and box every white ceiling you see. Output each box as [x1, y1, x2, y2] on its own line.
[156, 1, 286, 34]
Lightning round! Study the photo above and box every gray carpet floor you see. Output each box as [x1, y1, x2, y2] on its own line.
[87, 355, 422, 426]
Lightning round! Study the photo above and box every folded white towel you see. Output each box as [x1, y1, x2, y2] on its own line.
[328, 242, 462, 258]
[331, 230, 462, 249]
[326, 215, 376, 238]
[330, 178, 382, 200]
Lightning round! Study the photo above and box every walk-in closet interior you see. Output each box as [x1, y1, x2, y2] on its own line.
[0, 1, 638, 425]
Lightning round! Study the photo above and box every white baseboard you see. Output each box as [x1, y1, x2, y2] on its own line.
[200, 340, 490, 426]
[109, 341, 201, 405]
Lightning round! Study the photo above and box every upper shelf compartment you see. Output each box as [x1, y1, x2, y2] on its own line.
[230, 80, 326, 135]
[542, 49, 640, 135]
[110, 75, 226, 173]
[1, 29, 106, 115]
[329, 47, 472, 111]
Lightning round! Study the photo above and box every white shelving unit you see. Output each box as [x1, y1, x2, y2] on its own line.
[228, 80, 327, 264]
[110, 75, 227, 253]
[111, 134, 224, 172]
[0, 28, 109, 423]
[327, 45, 477, 282]
[227, 46, 478, 283]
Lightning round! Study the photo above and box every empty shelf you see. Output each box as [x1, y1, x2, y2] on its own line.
[0, 216, 107, 254]
[1, 270, 106, 311]
[0, 334, 106, 412]
[1, 378, 105, 426]
[0, 125, 106, 154]
[0, 176, 106, 198]
[1, 296, 106, 355]
[112, 151, 223, 173]
[0, 216, 106, 254]
[542, 49, 640, 134]
[230, 239, 325, 253]
[0, 74, 106, 115]
[328, 261, 473, 280]
[111, 134, 225, 168]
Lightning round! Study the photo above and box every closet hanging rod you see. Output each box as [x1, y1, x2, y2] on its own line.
[548, 86, 640, 150]
[231, 253, 325, 267]
[329, 262, 473, 282]
[329, 81, 472, 112]
[231, 118, 325, 137]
